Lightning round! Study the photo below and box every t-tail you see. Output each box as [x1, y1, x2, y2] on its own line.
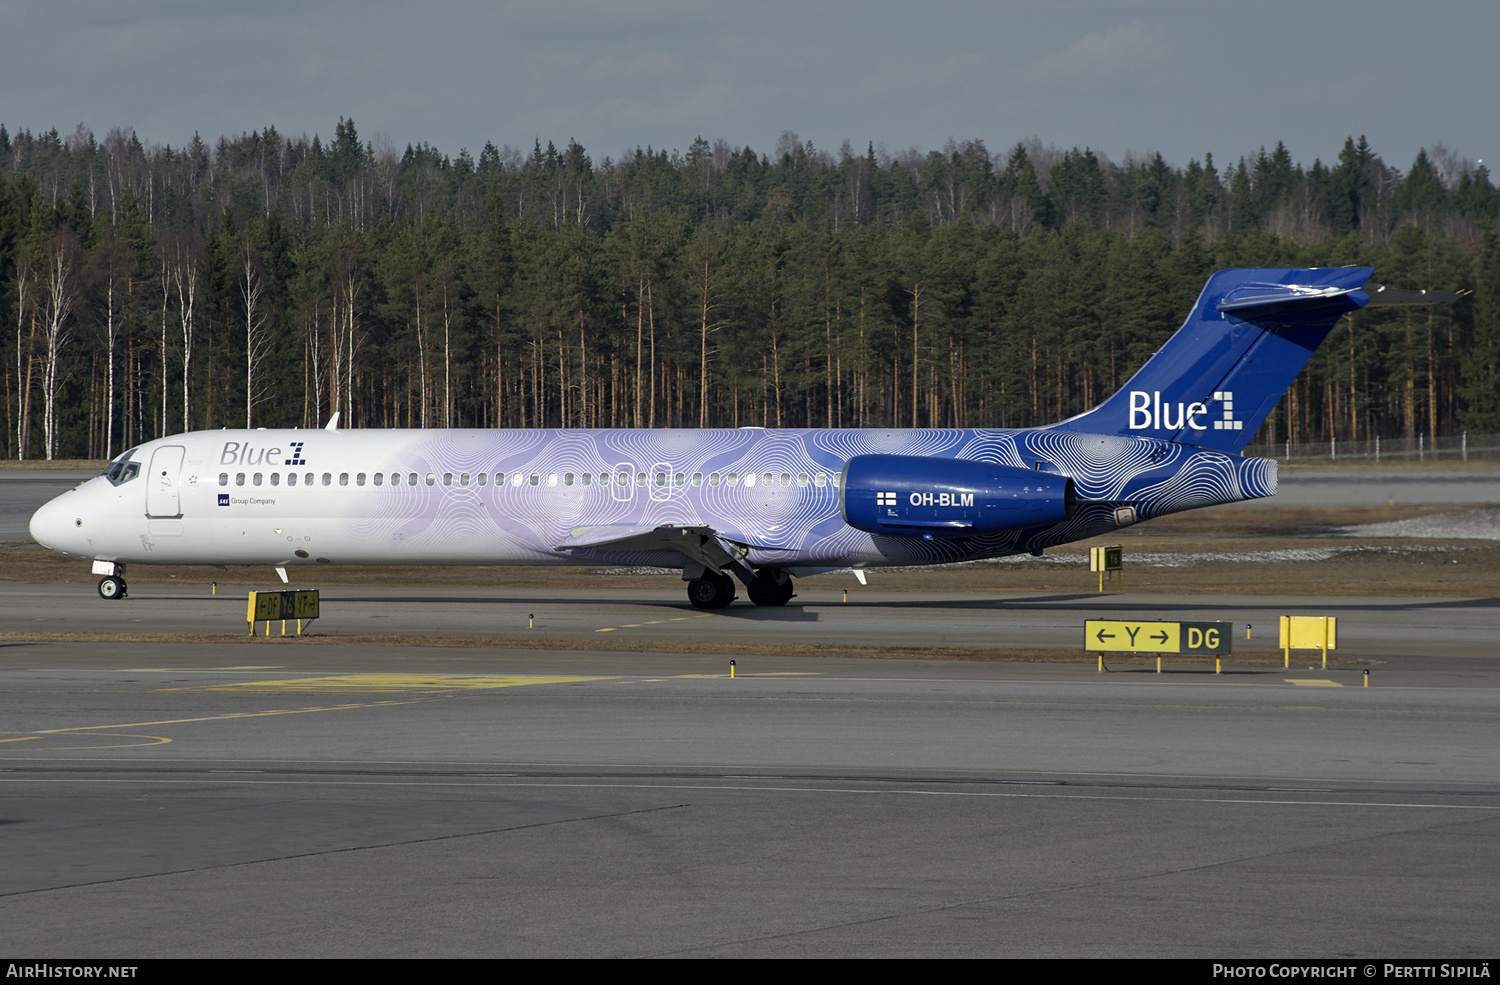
[1054, 267, 1400, 454]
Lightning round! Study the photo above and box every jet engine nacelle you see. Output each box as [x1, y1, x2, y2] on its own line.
[840, 454, 1075, 538]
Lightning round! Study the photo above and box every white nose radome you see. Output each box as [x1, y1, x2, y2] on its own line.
[29, 489, 85, 558]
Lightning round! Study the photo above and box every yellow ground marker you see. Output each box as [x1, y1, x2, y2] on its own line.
[596, 613, 712, 633]
[169, 674, 612, 693]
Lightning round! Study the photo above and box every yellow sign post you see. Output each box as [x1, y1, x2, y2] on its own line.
[1090, 545, 1123, 592]
[1086, 619, 1231, 671]
[247, 589, 320, 636]
[1279, 615, 1337, 668]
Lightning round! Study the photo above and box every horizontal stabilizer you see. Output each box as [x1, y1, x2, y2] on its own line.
[1215, 282, 1364, 319]
[1362, 285, 1468, 307]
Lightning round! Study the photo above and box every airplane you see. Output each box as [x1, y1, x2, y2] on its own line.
[28, 266, 1456, 609]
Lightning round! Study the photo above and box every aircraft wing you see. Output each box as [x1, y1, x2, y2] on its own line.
[554, 523, 755, 584]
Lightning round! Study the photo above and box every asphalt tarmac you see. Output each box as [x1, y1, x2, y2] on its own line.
[3, 639, 1497, 958]
[3, 465, 1498, 957]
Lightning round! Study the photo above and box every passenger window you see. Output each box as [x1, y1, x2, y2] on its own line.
[563, 472, 574, 486]
[477, 473, 487, 486]
[460, 473, 470, 486]
[287, 473, 298, 487]
[692, 472, 702, 486]
[675, 473, 685, 486]
[547, 473, 558, 487]
[408, 473, 418, 486]
[815, 472, 826, 487]
[219, 473, 228, 486]
[781, 473, 791, 486]
[654, 472, 665, 487]
[512, 472, 523, 487]
[270, 473, 280, 486]
[709, 472, 720, 487]
[581, 473, 592, 487]
[797, 472, 808, 487]
[425, 473, 436, 486]
[373, 473, 383, 487]
[357, 473, 366, 486]
[530, 473, 540, 486]
[744, 473, 756, 487]
[727, 471, 739, 486]
[442, 473, 453, 486]
[236, 473, 246, 486]
[616, 472, 628, 486]
[321, 473, 331, 486]
[253, 473, 263, 487]
[636, 472, 647, 486]
[764, 472, 774, 487]
[340, 473, 349, 486]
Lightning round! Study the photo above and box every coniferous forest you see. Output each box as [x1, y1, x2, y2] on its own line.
[2, 120, 1498, 461]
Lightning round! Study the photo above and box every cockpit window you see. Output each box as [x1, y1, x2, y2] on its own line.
[102, 449, 141, 487]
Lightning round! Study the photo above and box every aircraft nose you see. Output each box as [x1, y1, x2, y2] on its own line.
[29, 490, 84, 556]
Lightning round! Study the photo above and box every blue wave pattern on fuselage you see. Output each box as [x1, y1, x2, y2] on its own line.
[335, 425, 1274, 570]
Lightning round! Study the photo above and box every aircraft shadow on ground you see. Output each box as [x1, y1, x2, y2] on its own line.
[99, 590, 1500, 619]
[861, 594, 1500, 614]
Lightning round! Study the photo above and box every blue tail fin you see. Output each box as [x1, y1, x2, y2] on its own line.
[1054, 267, 1374, 454]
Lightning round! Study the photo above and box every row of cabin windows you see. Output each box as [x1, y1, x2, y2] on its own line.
[218, 470, 839, 489]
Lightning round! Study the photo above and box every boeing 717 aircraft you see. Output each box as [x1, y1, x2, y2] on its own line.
[29, 266, 1450, 608]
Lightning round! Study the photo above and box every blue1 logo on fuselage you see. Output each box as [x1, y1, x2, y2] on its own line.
[219, 440, 308, 466]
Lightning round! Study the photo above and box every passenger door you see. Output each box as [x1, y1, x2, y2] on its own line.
[145, 445, 185, 518]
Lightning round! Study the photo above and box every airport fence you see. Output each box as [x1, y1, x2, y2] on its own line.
[1241, 432, 1500, 462]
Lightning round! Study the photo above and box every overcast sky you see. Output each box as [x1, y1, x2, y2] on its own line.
[4, 0, 1495, 175]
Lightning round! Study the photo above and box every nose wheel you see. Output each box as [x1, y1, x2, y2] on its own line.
[97, 576, 127, 600]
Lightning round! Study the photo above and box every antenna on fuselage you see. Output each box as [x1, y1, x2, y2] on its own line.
[324, 412, 341, 431]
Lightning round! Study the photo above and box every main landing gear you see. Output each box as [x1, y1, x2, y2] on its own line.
[685, 569, 796, 609]
[97, 575, 127, 600]
[746, 571, 795, 607]
[686, 571, 736, 610]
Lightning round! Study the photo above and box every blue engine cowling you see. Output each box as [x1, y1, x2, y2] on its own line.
[840, 454, 1076, 538]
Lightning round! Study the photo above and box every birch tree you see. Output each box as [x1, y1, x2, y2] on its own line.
[40, 234, 78, 459]
[96, 234, 122, 457]
[240, 243, 273, 427]
[13, 251, 30, 459]
[684, 228, 727, 426]
[167, 238, 199, 432]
